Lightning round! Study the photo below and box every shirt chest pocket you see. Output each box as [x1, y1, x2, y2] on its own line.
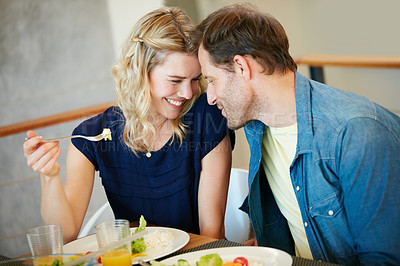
[308, 192, 356, 259]
[308, 192, 343, 218]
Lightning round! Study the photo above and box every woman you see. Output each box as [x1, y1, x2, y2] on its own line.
[23, 7, 232, 243]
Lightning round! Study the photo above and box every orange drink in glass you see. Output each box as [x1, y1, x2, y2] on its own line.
[101, 248, 132, 266]
[95, 219, 132, 266]
[33, 256, 61, 266]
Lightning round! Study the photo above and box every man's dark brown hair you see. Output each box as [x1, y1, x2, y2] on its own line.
[192, 3, 297, 74]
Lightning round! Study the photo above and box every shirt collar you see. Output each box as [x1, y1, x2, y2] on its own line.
[243, 72, 314, 155]
[294, 72, 314, 154]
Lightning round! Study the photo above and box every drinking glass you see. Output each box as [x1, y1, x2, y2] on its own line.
[26, 224, 63, 256]
[95, 219, 131, 266]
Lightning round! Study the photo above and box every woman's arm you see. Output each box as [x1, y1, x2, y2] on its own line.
[198, 135, 232, 239]
[24, 131, 95, 243]
[62, 142, 95, 242]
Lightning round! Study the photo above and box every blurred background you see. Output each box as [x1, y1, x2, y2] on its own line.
[1, 0, 399, 257]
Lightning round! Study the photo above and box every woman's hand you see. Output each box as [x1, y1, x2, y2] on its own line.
[23, 130, 61, 177]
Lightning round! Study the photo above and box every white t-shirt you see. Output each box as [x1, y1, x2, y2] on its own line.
[261, 124, 313, 259]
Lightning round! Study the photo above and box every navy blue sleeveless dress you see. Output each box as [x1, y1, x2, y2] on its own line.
[71, 93, 231, 234]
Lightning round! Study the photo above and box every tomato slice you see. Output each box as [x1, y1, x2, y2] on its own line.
[233, 257, 248, 266]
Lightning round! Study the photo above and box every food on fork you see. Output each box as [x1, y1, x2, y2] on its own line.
[101, 128, 112, 141]
[38, 128, 112, 142]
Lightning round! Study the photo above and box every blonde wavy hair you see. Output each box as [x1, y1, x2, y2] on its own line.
[112, 7, 205, 156]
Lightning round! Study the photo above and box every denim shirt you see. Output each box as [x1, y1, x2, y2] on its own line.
[244, 72, 400, 265]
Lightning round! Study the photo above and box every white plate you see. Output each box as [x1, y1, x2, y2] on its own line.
[161, 246, 292, 266]
[63, 227, 190, 263]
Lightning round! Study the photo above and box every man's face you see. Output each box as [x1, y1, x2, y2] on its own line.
[198, 45, 252, 130]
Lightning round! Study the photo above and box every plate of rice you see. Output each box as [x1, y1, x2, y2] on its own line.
[63, 227, 189, 263]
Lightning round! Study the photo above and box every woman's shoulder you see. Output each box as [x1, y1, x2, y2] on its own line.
[72, 105, 124, 135]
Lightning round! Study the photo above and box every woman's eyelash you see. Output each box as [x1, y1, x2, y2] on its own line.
[170, 78, 200, 83]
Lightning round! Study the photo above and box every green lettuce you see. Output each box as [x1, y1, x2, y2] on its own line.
[132, 215, 147, 254]
[132, 237, 146, 254]
[178, 259, 190, 266]
[196, 254, 223, 266]
[135, 215, 147, 233]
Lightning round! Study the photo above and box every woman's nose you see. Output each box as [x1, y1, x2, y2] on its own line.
[177, 82, 194, 99]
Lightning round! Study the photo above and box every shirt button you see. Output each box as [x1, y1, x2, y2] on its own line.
[296, 186, 300, 191]
[257, 158, 261, 162]
[328, 210, 334, 216]
[304, 222, 308, 227]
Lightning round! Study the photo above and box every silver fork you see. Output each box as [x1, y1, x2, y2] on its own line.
[42, 128, 111, 142]
[137, 260, 152, 266]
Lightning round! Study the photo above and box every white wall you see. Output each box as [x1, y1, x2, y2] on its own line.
[107, 0, 164, 56]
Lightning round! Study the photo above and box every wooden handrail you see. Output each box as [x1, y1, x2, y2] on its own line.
[2, 55, 399, 138]
[295, 54, 400, 69]
[0, 101, 115, 138]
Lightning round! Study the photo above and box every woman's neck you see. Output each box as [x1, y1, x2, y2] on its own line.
[148, 117, 173, 151]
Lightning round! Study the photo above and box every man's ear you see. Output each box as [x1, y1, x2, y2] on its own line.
[233, 55, 251, 80]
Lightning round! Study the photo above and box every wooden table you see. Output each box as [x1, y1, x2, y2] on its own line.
[180, 233, 217, 251]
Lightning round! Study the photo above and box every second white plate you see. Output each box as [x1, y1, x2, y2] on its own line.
[161, 246, 292, 266]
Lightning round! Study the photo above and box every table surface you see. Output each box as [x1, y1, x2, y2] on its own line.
[1, 232, 341, 266]
[182, 233, 216, 250]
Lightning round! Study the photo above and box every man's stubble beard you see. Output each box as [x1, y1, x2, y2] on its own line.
[223, 77, 254, 130]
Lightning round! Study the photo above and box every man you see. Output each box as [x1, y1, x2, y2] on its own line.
[192, 3, 400, 265]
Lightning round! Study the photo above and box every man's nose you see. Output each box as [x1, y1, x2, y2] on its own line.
[207, 85, 217, 105]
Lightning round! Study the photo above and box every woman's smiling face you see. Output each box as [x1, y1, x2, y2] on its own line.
[149, 52, 201, 121]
